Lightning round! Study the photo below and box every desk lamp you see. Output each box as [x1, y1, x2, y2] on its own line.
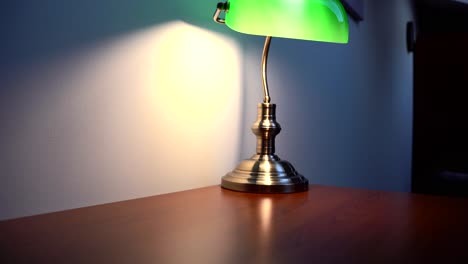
[213, 0, 349, 193]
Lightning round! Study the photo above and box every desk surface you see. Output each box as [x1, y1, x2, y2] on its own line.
[1, 185, 468, 263]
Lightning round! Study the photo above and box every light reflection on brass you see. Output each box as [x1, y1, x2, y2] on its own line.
[261, 36, 272, 103]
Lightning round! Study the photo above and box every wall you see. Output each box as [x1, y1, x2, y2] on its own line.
[0, 0, 243, 220]
[239, 0, 415, 192]
[0, 0, 415, 220]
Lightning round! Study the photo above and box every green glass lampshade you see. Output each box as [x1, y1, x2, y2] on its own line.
[225, 0, 349, 43]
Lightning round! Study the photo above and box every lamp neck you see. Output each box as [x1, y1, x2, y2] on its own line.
[262, 36, 272, 103]
[252, 103, 281, 155]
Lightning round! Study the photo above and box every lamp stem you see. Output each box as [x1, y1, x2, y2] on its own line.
[262, 36, 272, 103]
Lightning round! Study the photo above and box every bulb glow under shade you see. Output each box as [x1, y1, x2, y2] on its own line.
[225, 0, 349, 43]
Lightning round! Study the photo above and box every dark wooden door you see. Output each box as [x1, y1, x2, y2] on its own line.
[412, 33, 468, 195]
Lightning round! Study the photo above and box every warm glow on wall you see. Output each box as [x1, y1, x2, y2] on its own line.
[150, 22, 240, 124]
[0, 21, 242, 220]
[142, 21, 243, 189]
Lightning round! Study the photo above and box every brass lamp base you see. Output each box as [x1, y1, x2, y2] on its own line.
[219, 36, 308, 193]
[221, 103, 309, 193]
[222, 154, 308, 193]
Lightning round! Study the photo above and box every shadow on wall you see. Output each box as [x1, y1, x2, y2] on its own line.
[0, 1, 242, 220]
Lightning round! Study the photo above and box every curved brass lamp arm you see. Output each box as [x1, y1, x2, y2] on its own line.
[214, 2, 272, 103]
[262, 36, 272, 103]
[213, 2, 228, 24]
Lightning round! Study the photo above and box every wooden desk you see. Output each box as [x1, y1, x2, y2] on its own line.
[1, 185, 468, 263]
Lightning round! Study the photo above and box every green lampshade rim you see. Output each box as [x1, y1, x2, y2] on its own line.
[222, 0, 349, 44]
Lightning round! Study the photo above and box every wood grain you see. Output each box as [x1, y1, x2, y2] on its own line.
[1, 185, 468, 263]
